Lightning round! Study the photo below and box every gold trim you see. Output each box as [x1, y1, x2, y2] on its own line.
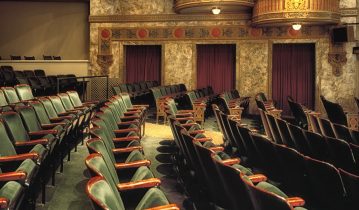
[340, 8, 358, 17]
[89, 14, 251, 23]
[174, 0, 254, 13]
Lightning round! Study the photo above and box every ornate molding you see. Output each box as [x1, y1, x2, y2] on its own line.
[89, 13, 251, 23]
[174, 0, 254, 14]
[328, 43, 347, 77]
[340, 8, 358, 17]
[253, 0, 340, 26]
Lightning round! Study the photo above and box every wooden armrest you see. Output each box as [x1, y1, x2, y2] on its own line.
[125, 110, 141, 114]
[117, 178, 161, 191]
[121, 116, 140, 120]
[248, 174, 267, 183]
[178, 110, 195, 113]
[133, 104, 149, 108]
[145, 204, 180, 210]
[189, 130, 205, 135]
[0, 153, 39, 162]
[181, 123, 198, 127]
[222, 158, 241, 165]
[0, 171, 27, 182]
[209, 146, 224, 152]
[29, 130, 57, 136]
[195, 137, 212, 142]
[112, 146, 142, 154]
[41, 123, 66, 129]
[0, 198, 9, 209]
[113, 136, 140, 142]
[15, 139, 48, 146]
[58, 111, 77, 116]
[114, 128, 139, 133]
[115, 160, 151, 169]
[175, 113, 193, 117]
[117, 121, 139, 126]
[50, 116, 72, 122]
[175, 117, 194, 121]
[286, 197, 305, 207]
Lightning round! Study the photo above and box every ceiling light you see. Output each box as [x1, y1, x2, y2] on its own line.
[212, 7, 221, 15]
[292, 23, 302, 31]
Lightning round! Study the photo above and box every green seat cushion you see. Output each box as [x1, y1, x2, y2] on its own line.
[232, 164, 253, 176]
[16, 159, 38, 186]
[130, 166, 154, 182]
[135, 188, 169, 210]
[30, 144, 48, 164]
[188, 124, 201, 132]
[125, 150, 145, 163]
[0, 181, 23, 209]
[127, 140, 141, 147]
[202, 141, 216, 148]
[256, 182, 288, 198]
[194, 133, 206, 139]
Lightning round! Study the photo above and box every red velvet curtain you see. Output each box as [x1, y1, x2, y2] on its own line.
[197, 44, 235, 94]
[125, 45, 161, 83]
[272, 44, 315, 115]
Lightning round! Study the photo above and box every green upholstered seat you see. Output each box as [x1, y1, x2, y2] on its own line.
[0, 181, 24, 210]
[14, 84, 34, 101]
[86, 138, 147, 170]
[1, 110, 56, 154]
[1, 87, 20, 104]
[0, 118, 48, 165]
[66, 91, 96, 108]
[91, 118, 140, 148]
[0, 89, 9, 107]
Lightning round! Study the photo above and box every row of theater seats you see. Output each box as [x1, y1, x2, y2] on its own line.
[1, 55, 61, 60]
[166, 104, 307, 210]
[84, 93, 180, 209]
[214, 106, 359, 210]
[218, 90, 250, 117]
[112, 80, 160, 104]
[0, 66, 87, 97]
[0, 88, 96, 209]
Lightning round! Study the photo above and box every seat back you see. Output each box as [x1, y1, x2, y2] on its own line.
[0, 89, 9, 107]
[0, 120, 18, 157]
[304, 156, 345, 209]
[28, 101, 52, 125]
[339, 169, 359, 210]
[228, 118, 247, 155]
[58, 93, 75, 111]
[24, 56, 35, 60]
[1, 66, 17, 86]
[287, 97, 308, 129]
[320, 95, 347, 126]
[275, 118, 295, 148]
[349, 143, 359, 171]
[317, 117, 335, 138]
[119, 93, 133, 109]
[48, 96, 67, 114]
[38, 97, 60, 119]
[66, 91, 83, 107]
[34, 69, 46, 76]
[86, 176, 125, 210]
[86, 139, 119, 185]
[14, 84, 34, 101]
[0, 111, 30, 143]
[332, 123, 354, 144]
[23, 70, 35, 77]
[250, 133, 280, 178]
[258, 108, 272, 139]
[274, 143, 308, 196]
[241, 173, 293, 210]
[193, 140, 229, 208]
[213, 159, 253, 210]
[307, 113, 321, 134]
[15, 106, 43, 133]
[325, 136, 357, 174]
[265, 113, 283, 144]
[10, 55, 21, 60]
[89, 127, 116, 164]
[2, 87, 20, 104]
[302, 130, 329, 161]
[237, 125, 259, 164]
[287, 123, 311, 156]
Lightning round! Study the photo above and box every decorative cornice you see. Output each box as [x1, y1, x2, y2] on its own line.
[89, 13, 252, 23]
[340, 8, 358, 17]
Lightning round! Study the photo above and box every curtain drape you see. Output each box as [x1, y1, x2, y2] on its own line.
[125, 45, 161, 83]
[197, 44, 235, 94]
[272, 44, 315, 115]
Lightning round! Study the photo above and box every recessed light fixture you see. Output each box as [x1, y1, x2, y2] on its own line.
[212, 7, 221, 15]
[292, 23, 302, 31]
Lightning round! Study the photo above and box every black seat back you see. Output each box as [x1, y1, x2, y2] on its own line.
[287, 123, 311, 156]
[332, 123, 355, 144]
[317, 117, 335, 138]
[287, 97, 308, 129]
[302, 130, 329, 161]
[320, 95, 347, 126]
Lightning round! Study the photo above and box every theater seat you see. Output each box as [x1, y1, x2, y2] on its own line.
[86, 176, 178, 210]
[14, 84, 35, 101]
[1, 87, 21, 104]
[0, 181, 24, 210]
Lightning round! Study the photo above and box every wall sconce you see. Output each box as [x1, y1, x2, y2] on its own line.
[212, 7, 221, 15]
[292, 23, 302, 30]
